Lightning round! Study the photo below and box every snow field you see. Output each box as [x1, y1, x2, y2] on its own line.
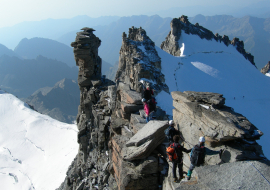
[0, 91, 79, 190]
[155, 32, 270, 159]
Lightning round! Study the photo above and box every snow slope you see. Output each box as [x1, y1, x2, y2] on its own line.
[0, 90, 78, 190]
[155, 32, 270, 159]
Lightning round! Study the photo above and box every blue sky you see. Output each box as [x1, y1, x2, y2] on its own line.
[0, 0, 268, 28]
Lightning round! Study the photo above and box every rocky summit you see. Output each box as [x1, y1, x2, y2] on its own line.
[58, 16, 270, 190]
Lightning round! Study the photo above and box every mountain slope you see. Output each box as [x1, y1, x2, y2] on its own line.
[0, 55, 78, 97]
[0, 44, 20, 58]
[0, 90, 78, 189]
[25, 78, 80, 123]
[14, 37, 75, 67]
[189, 15, 270, 70]
[154, 25, 270, 159]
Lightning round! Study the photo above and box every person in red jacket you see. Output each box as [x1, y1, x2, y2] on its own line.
[142, 98, 150, 122]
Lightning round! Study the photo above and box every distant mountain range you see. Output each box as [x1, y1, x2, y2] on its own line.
[24, 78, 80, 124]
[56, 15, 270, 70]
[0, 15, 120, 49]
[0, 55, 78, 97]
[14, 37, 75, 67]
[0, 14, 269, 70]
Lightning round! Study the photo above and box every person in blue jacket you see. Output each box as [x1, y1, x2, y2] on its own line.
[187, 136, 223, 180]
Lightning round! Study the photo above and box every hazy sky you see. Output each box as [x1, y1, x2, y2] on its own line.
[0, 0, 267, 28]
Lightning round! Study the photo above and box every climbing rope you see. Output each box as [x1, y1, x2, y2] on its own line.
[249, 162, 270, 186]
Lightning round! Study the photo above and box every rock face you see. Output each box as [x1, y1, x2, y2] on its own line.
[172, 91, 265, 166]
[71, 27, 102, 87]
[116, 27, 168, 93]
[260, 61, 270, 75]
[58, 28, 115, 190]
[161, 15, 256, 67]
[175, 160, 270, 190]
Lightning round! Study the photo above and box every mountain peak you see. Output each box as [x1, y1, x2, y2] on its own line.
[161, 15, 256, 67]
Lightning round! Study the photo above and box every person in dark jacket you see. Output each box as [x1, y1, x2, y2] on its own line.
[187, 136, 223, 180]
[171, 135, 191, 182]
[143, 86, 154, 101]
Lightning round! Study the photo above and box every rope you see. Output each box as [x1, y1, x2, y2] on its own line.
[249, 162, 270, 186]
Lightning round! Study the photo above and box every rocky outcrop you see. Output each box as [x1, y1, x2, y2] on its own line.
[161, 15, 256, 66]
[174, 160, 270, 189]
[172, 91, 265, 166]
[116, 27, 168, 93]
[58, 28, 115, 190]
[261, 61, 270, 75]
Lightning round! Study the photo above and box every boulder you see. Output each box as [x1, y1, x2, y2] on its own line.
[120, 102, 143, 114]
[120, 89, 142, 104]
[122, 120, 168, 161]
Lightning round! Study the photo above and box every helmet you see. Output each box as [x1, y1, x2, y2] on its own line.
[141, 98, 146, 102]
[169, 120, 174, 125]
[199, 136, 205, 143]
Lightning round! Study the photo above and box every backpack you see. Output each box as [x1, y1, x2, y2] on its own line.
[166, 143, 178, 162]
[164, 126, 176, 141]
[190, 145, 205, 166]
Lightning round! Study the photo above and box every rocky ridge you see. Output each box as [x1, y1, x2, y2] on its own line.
[59, 23, 269, 190]
[116, 27, 168, 93]
[161, 15, 256, 67]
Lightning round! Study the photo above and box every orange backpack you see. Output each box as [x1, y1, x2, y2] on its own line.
[166, 144, 177, 162]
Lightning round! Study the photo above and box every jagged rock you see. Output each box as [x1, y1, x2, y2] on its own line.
[161, 15, 256, 66]
[261, 61, 270, 75]
[71, 28, 102, 86]
[122, 120, 168, 161]
[116, 27, 168, 94]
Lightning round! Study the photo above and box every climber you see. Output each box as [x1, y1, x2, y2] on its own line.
[171, 135, 191, 182]
[143, 85, 154, 101]
[148, 97, 157, 113]
[186, 136, 223, 180]
[165, 120, 178, 144]
[142, 98, 150, 122]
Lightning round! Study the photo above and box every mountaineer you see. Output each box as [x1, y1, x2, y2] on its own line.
[167, 135, 191, 182]
[143, 85, 154, 101]
[142, 98, 151, 122]
[187, 136, 223, 180]
[165, 120, 178, 144]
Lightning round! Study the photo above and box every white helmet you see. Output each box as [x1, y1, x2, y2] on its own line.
[141, 98, 146, 102]
[169, 120, 174, 125]
[199, 136, 205, 143]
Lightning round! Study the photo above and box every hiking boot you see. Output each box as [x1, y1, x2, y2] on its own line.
[173, 178, 177, 182]
[187, 176, 191, 180]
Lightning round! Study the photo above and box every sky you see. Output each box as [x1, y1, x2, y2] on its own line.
[0, 0, 268, 28]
